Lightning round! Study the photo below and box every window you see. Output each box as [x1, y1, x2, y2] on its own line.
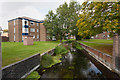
[96, 35, 97, 37]
[103, 35, 105, 37]
[107, 35, 110, 38]
[30, 21, 34, 25]
[33, 35, 35, 38]
[22, 28, 28, 33]
[31, 28, 35, 32]
[14, 20, 15, 26]
[24, 21, 27, 25]
[37, 29, 39, 32]
[37, 35, 39, 38]
[37, 23, 39, 26]
[25, 28, 28, 33]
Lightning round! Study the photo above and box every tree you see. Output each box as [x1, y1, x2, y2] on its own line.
[44, 1, 82, 42]
[76, 1, 119, 37]
[43, 10, 58, 40]
[68, 1, 81, 40]
[3, 29, 8, 33]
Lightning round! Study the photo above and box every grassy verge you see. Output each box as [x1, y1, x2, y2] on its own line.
[2, 41, 59, 67]
[79, 39, 113, 56]
[81, 39, 113, 44]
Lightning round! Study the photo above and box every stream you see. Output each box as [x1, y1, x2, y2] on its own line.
[39, 49, 107, 79]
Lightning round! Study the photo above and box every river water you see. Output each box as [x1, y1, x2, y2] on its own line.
[40, 49, 108, 79]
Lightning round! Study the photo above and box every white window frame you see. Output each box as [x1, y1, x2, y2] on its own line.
[37, 35, 39, 38]
[37, 29, 39, 32]
[33, 35, 35, 38]
[30, 21, 34, 25]
[103, 35, 105, 37]
[37, 23, 39, 26]
[14, 20, 15, 26]
[30, 28, 35, 32]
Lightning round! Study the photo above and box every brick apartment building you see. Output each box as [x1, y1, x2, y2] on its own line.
[8, 16, 50, 42]
[94, 32, 113, 40]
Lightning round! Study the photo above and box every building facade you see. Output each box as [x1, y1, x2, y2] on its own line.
[94, 32, 113, 40]
[8, 17, 50, 42]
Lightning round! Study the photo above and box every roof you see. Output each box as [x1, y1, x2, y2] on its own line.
[8, 16, 44, 23]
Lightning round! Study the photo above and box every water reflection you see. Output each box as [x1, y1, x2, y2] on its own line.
[40, 49, 106, 79]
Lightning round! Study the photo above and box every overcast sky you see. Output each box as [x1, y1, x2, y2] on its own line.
[0, 0, 85, 29]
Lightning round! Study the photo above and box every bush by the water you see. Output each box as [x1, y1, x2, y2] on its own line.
[41, 54, 54, 68]
[72, 41, 83, 50]
[54, 45, 68, 55]
[67, 40, 72, 43]
[25, 71, 40, 80]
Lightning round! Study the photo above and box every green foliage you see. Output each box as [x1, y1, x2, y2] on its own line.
[67, 40, 72, 43]
[41, 54, 54, 68]
[54, 45, 68, 55]
[72, 41, 83, 50]
[44, 1, 81, 41]
[3, 29, 8, 33]
[41, 53, 62, 68]
[77, 1, 119, 37]
[25, 71, 40, 80]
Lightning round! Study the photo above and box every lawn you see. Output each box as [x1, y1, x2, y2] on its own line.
[79, 39, 113, 56]
[2, 41, 59, 67]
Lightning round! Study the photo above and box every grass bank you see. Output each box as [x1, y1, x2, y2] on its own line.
[2, 41, 59, 67]
[79, 39, 113, 56]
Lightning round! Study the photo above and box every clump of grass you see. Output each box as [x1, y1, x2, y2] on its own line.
[41, 54, 62, 68]
[41, 54, 54, 68]
[25, 71, 40, 80]
[54, 45, 69, 55]
[72, 41, 83, 50]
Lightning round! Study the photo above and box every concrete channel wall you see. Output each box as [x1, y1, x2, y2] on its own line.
[79, 43, 113, 70]
[2, 53, 40, 79]
[2, 45, 56, 80]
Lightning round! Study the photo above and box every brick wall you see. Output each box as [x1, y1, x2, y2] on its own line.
[8, 17, 47, 42]
[28, 21, 40, 41]
[94, 32, 113, 40]
[40, 23, 46, 41]
[8, 21, 14, 42]
[18, 19, 22, 42]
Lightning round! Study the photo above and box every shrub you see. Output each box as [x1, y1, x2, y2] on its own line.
[67, 40, 72, 43]
[41, 54, 54, 68]
[25, 71, 40, 80]
[54, 45, 68, 55]
[72, 41, 83, 50]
